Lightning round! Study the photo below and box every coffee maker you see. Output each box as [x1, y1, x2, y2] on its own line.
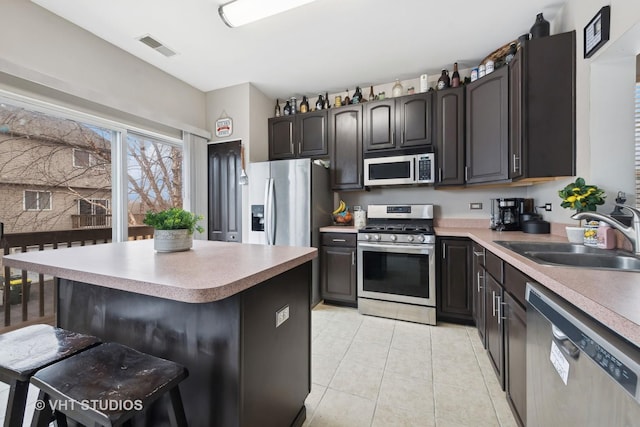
[490, 198, 526, 231]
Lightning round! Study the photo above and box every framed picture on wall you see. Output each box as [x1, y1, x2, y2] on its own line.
[584, 6, 611, 58]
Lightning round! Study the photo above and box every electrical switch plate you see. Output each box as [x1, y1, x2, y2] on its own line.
[469, 203, 483, 210]
[275, 305, 289, 328]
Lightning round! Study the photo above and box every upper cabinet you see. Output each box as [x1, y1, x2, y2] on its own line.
[465, 66, 510, 184]
[435, 86, 465, 186]
[329, 105, 363, 190]
[363, 92, 433, 155]
[465, 31, 576, 185]
[268, 110, 328, 160]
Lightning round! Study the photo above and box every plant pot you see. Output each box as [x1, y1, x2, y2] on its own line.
[565, 226, 585, 244]
[153, 229, 193, 252]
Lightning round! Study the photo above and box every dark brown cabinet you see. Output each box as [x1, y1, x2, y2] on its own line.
[435, 87, 465, 186]
[504, 291, 527, 427]
[485, 272, 505, 389]
[472, 242, 486, 347]
[511, 31, 576, 180]
[363, 92, 433, 154]
[268, 110, 328, 160]
[329, 105, 363, 190]
[320, 233, 357, 306]
[465, 66, 509, 184]
[466, 31, 576, 185]
[437, 237, 473, 323]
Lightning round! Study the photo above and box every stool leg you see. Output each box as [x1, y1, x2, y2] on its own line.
[29, 390, 53, 427]
[4, 379, 29, 427]
[53, 411, 69, 427]
[167, 387, 188, 427]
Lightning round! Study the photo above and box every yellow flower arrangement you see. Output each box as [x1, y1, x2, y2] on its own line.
[558, 177, 605, 213]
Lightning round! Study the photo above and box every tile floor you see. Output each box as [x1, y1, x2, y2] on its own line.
[0, 303, 518, 427]
[304, 303, 518, 427]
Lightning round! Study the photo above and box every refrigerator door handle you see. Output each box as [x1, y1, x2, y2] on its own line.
[266, 178, 276, 245]
[264, 178, 272, 245]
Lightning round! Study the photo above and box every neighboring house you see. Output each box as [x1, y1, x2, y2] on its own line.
[0, 105, 112, 233]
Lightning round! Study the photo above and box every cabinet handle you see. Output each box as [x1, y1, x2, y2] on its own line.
[401, 131, 405, 145]
[392, 132, 395, 146]
[442, 243, 446, 259]
[512, 154, 520, 173]
[492, 291, 497, 317]
[473, 250, 485, 258]
[477, 271, 484, 292]
[497, 296, 507, 324]
[439, 168, 443, 182]
[332, 239, 347, 242]
[298, 142, 302, 154]
[352, 251, 355, 266]
[464, 166, 468, 181]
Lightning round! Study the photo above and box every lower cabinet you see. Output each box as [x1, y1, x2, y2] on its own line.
[504, 291, 527, 427]
[437, 237, 473, 323]
[472, 242, 486, 347]
[484, 272, 505, 388]
[320, 232, 357, 306]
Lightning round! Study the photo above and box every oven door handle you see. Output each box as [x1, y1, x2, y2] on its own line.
[358, 242, 434, 254]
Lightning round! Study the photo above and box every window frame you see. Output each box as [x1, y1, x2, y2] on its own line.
[23, 190, 52, 211]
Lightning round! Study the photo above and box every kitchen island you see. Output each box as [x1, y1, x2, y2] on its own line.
[2, 239, 316, 427]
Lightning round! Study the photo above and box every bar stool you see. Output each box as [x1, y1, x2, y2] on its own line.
[0, 324, 100, 427]
[30, 342, 189, 427]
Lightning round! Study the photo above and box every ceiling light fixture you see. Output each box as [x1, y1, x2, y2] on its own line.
[218, 0, 319, 28]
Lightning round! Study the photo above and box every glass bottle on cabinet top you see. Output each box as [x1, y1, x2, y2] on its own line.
[316, 94, 324, 110]
[324, 92, 330, 109]
[392, 79, 403, 97]
[283, 100, 292, 115]
[368, 85, 375, 101]
[300, 96, 309, 113]
[274, 99, 281, 117]
[437, 70, 450, 90]
[451, 63, 460, 88]
[344, 89, 350, 105]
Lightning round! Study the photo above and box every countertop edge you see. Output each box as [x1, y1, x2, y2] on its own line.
[436, 227, 640, 347]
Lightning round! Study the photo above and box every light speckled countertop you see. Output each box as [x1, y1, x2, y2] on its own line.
[2, 239, 316, 303]
[436, 227, 640, 348]
[319, 226, 359, 233]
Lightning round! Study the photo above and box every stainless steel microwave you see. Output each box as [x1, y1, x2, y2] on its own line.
[364, 153, 435, 186]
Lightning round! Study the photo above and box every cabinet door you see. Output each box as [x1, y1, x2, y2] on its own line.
[397, 92, 433, 148]
[297, 110, 328, 158]
[485, 274, 504, 389]
[505, 292, 526, 427]
[509, 49, 524, 179]
[329, 105, 363, 190]
[436, 87, 465, 186]
[363, 99, 396, 152]
[465, 66, 509, 184]
[472, 243, 486, 347]
[320, 245, 357, 305]
[437, 238, 473, 323]
[268, 117, 296, 160]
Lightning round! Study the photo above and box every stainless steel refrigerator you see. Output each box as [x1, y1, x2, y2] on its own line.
[248, 158, 332, 306]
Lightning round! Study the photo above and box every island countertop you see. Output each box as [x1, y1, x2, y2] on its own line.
[2, 239, 317, 303]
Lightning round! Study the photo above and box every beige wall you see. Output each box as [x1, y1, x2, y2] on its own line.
[0, 0, 206, 135]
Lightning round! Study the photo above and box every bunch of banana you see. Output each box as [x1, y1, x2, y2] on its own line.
[333, 200, 347, 215]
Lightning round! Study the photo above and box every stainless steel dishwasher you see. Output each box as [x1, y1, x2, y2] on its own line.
[526, 283, 640, 426]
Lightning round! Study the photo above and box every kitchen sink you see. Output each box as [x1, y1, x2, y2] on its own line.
[495, 241, 640, 272]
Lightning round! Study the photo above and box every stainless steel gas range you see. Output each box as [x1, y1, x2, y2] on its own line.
[357, 204, 436, 325]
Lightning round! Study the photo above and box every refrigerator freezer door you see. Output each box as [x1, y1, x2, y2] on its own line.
[247, 161, 271, 245]
[270, 158, 311, 247]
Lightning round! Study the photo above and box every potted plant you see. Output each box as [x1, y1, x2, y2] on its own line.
[143, 208, 204, 252]
[558, 177, 605, 243]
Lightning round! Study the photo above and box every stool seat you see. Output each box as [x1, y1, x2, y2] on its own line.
[31, 342, 189, 427]
[0, 324, 100, 427]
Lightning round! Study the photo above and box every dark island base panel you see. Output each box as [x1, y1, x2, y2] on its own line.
[57, 262, 312, 427]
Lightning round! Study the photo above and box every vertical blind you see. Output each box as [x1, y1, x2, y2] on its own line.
[636, 81, 640, 205]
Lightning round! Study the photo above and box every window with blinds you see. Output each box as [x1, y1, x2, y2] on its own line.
[636, 80, 640, 206]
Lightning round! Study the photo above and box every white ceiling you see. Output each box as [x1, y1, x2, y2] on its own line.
[31, 0, 568, 100]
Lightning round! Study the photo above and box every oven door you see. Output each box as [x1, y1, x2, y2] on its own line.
[357, 241, 436, 306]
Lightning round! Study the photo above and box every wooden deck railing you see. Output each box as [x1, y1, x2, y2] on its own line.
[71, 214, 112, 228]
[0, 225, 154, 332]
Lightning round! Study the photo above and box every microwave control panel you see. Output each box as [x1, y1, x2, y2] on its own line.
[417, 155, 433, 183]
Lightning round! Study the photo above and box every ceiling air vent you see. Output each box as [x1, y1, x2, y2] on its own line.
[138, 35, 176, 57]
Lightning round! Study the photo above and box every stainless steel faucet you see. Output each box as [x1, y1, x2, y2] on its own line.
[572, 204, 640, 256]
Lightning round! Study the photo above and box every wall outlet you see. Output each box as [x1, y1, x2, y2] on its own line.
[275, 305, 289, 328]
[544, 203, 552, 212]
[469, 202, 483, 210]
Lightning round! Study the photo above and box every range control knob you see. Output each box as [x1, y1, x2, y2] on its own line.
[390, 234, 397, 241]
[416, 235, 425, 243]
[373, 234, 381, 241]
[407, 235, 415, 242]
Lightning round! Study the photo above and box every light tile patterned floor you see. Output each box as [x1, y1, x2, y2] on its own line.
[305, 303, 518, 427]
[0, 303, 518, 426]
